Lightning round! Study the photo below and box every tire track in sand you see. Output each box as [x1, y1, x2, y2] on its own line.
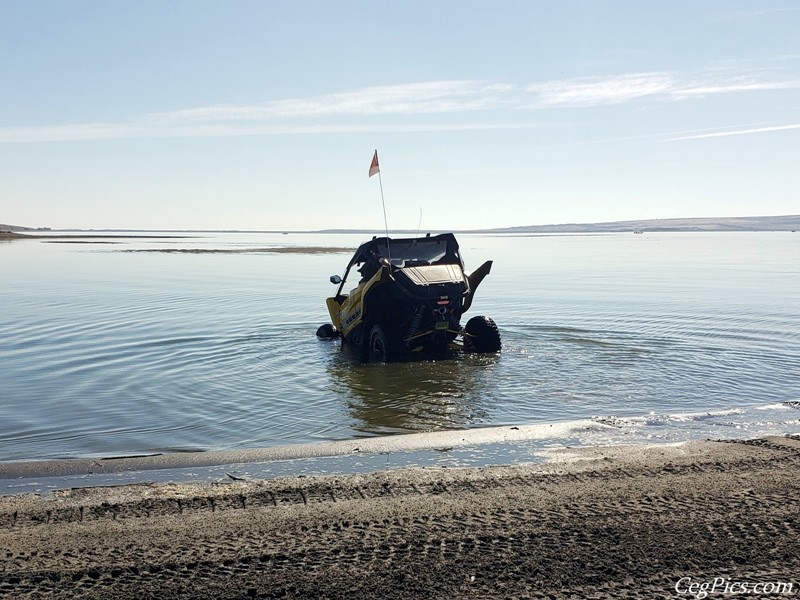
[1, 435, 799, 599]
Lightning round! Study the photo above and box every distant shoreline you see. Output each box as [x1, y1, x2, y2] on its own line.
[3, 213, 799, 235]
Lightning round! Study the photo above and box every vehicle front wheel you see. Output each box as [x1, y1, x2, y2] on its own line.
[464, 316, 501, 353]
[368, 324, 399, 362]
[316, 323, 339, 339]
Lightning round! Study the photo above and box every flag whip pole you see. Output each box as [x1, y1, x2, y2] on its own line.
[378, 169, 389, 243]
[369, 149, 391, 263]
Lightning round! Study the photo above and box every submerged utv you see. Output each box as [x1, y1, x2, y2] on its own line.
[317, 233, 501, 361]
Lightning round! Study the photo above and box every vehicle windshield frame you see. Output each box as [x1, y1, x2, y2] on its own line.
[336, 233, 463, 294]
[349, 234, 461, 268]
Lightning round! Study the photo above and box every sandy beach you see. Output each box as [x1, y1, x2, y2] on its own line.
[1, 435, 799, 599]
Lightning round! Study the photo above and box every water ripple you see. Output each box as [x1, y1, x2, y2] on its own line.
[2, 232, 799, 461]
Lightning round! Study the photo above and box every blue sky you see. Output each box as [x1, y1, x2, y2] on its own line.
[1, 1, 798, 231]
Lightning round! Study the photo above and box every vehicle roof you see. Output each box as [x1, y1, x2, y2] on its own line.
[346, 233, 461, 269]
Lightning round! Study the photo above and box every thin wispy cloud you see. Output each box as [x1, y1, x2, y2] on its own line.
[526, 72, 800, 106]
[0, 81, 523, 143]
[671, 79, 800, 98]
[668, 123, 800, 141]
[526, 73, 675, 107]
[1, 68, 797, 143]
[0, 120, 548, 144]
[160, 81, 518, 122]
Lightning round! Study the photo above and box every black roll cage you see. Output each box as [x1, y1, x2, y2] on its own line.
[335, 233, 463, 297]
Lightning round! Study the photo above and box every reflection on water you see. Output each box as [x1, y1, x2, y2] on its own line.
[326, 344, 498, 434]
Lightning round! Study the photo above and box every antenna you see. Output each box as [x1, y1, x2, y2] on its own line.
[415, 206, 423, 237]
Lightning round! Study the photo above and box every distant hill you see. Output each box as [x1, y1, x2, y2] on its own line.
[318, 214, 800, 234]
[485, 215, 800, 233]
[0, 223, 51, 232]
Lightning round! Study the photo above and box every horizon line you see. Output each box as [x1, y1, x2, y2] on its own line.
[5, 213, 799, 235]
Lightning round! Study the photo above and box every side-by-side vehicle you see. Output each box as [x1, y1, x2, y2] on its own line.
[316, 233, 501, 361]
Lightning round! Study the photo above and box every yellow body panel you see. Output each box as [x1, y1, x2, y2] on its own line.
[325, 297, 343, 330]
[332, 268, 386, 338]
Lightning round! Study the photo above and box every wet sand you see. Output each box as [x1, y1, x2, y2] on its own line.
[0, 231, 352, 253]
[0, 232, 187, 240]
[119, 246, 353, 254]
[2, 435, 799, 599]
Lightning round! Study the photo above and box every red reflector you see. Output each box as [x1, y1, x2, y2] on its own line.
[437, 300, 450, 305]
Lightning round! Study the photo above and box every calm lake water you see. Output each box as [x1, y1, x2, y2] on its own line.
[1, 231, 799, 462]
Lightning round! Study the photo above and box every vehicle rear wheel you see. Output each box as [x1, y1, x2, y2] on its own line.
[368, 324, 398, 362]
[464, 316, 501, 353]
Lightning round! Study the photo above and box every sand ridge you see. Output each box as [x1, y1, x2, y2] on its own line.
[1, 436, 799, 599]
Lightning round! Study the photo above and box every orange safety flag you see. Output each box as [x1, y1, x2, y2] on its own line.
[369, 150, 380, 178]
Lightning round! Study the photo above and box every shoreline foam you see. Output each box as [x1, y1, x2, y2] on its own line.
[0, 421, 608, 490]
